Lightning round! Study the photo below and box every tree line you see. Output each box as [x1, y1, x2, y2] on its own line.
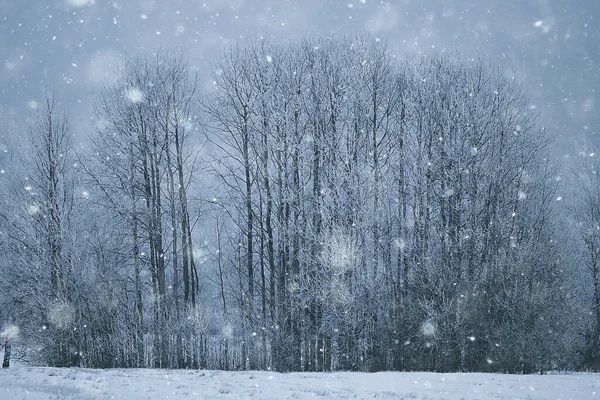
[0, 35, 598, 373]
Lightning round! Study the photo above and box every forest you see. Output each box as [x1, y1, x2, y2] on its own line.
[1, 35, 599, 373]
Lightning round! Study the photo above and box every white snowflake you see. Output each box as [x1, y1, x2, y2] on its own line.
[421, 321, 436, 337]
[125, 88, 144, 104]
[66, 0, 95, 7]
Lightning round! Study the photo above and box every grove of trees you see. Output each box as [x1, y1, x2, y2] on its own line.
[0, 35, 597, 373]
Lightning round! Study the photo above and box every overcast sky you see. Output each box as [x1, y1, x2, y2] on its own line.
[1, 0, 598, 154]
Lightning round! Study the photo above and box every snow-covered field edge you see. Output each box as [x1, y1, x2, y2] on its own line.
[0, 366, 599, 400]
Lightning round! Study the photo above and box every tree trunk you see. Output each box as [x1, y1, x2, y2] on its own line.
[2, 339, 10, 368]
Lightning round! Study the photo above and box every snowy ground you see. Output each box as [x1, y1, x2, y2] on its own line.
[0, 366, 598, 400]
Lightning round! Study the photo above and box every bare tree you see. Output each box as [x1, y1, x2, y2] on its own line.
[83, 51, 202, 368]
[572, 150, 600, 370]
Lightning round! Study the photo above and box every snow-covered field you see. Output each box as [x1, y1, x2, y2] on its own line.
[0, 367, 598, 400]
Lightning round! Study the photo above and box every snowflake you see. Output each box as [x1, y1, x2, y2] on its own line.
[421, 321, 436, 337]
[125, 88, 144, 104]
[0, 324, 20, 341]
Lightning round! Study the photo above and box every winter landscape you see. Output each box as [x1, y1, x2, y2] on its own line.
[1, 0, 600, 399]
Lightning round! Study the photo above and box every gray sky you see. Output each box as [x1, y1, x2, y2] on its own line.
[1, 0, 599, 154]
